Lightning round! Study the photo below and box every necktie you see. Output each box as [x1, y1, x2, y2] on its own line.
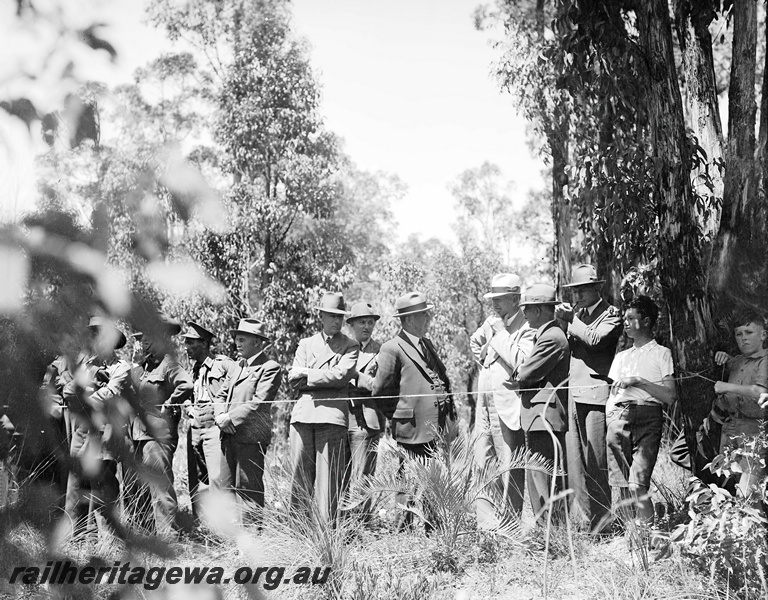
[420, 339, 439, 373]
[239, 358, 247, 368]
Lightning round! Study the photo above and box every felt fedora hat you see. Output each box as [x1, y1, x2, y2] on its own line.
[183, 321, 215, 343]
[562, 264, 605, 288]
[484, 273, 523, 299]
[393, 291, 434, 318]
[346, 302, 380, 323]
[88, 316, 127, 349]
[519, 283, 559, 307]
[316, 292, 348, 315]
[229, 318, 271, 341]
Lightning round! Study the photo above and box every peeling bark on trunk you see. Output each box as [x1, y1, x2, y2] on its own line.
[674, 0, 723, 252]
[635, 0, 714, 447]
[550, 108, 571, 290]
[710, 0, 758, 297]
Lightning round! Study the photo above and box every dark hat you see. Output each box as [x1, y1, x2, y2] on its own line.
[316, 292, 348, 315]
[183, 321, 215, 343]
[393, 291, 434, 318]
[132, 312, 181, 340]
[229, 318, 271, 341]
[562, 264, 605, 288]
[88, 316, 127, 349]
[519, 284, 559, 307]
[346, 302, 380, 323]
[484, 273, 523, 299]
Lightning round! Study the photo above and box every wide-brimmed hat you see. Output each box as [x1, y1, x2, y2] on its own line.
[183, 321, 215, 343]
[346, 302, 380, 323]
[133, 313, 182, 339]
[519, 284, 559, 307]
[393, 292, 434, 318]
[562, 264, 605, 288]
[484, 273, 523, 299]
[88, 316, 127, 349]
[316, 292, 348, 315]
[229, 318, 271, 341]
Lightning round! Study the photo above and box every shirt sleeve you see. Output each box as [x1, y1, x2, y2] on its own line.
[658, 347, 674, 379]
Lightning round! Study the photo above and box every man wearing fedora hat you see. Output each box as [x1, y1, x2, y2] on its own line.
[371, 291, 455, 529]
[345, 302, 385, 521]
[288, 292, 359, 523]
[182, 322, 234, 522]
[470, 274, 535, 524]
[556, 264, 622, 532]
[213, 318, 281, 522]
[128, 313, 193, 536]
[514, 283, 570, 518]
[63, 316, 131, 534]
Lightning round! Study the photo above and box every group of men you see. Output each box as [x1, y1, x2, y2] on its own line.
[42, 262, 766, 538]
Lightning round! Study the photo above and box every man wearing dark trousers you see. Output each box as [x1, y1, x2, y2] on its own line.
[513, 284, 570, 519]
[214, 318, 281, 524]
[371, 291, 455, 530]
[183, 322, 234, 522]
[556, 264, 622, 532]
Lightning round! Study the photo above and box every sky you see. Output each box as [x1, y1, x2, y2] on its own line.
[1, 0, 546, 244]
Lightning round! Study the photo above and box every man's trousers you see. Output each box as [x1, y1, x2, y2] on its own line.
[220, 436, 267, 523]
[289, 423, 350, 524]
[187, 424, 223, 520]
[526, 430, 567, 519]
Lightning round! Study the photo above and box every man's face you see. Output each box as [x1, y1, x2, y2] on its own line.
[404, 311, 432, 338]
[320, 312, 344, 337]
[623, 308, 646, 339]
[571, 284, 601, 309]
[235, 333, 262, 360]
[735, 322, 767, 357]
[185, 338, 208, 363]
[521, 304, 541, 328]
[350, 317, 377, 345]
[492, 294, 520, 320]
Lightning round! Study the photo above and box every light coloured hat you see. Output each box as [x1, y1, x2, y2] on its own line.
[346, 302, 380, 323]
[183, 321, 215, 343]
[88, 316, 127, 349]
[484, 273, 523, 299]
[229, 318, 271, 341]
[316, 292, 348, 315]
[393, 291, 434, 318]
[519, 283, 559, 307]
[562, 264, 605, 288]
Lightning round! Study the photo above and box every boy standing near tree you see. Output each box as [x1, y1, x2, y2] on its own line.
[605, 295, 676, 525]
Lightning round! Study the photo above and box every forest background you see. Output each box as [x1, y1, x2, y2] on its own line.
[1, 0, 768, 599]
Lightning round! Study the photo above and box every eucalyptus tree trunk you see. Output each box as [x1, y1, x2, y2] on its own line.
[710, 0, 758, 298]
[550, 107, 571, 290]
[634, 0, 715, 435]
[674, 0, 724, 253]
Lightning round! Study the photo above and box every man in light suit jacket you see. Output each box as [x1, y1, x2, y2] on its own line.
[470, 273, 535, 523]
[288, 292, 359, 523]
[345, 302, 385, 521]
[371, 291, 455, 529]
[556, 264, 622, 532]
[214, 318, 281, 523]
[514, 284, 570, 518]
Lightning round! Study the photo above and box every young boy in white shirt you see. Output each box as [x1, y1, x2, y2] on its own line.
[606, 295, 676, 525]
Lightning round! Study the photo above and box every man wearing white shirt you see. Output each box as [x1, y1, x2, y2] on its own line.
[606, 295, 676, 525]
[470, 273, 534, 522]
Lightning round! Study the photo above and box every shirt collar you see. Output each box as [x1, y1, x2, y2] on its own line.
[402, 330, 421, 347]
[504, 308, 526, 328]
[586, 299, 602, 315]
[536, 320, 556, 338]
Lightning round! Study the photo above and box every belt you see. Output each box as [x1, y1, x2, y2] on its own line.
[613, 401, 662, 409]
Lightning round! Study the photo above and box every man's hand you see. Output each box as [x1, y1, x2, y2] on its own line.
[714, 351, 731, 366]
[490, 317, 506, 334]
[713, 381, 730, 395]
[758, 393, 768, 409]
[555, 303, 574, 324]
[611, 376, 644, 395]
[215, 412, 236, 434]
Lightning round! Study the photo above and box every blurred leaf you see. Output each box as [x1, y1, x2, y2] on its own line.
[78, 25, 117, 61]
[0, 99, 39, 129]
[146, 261, 226, 303]
[0, 244, 28, 314]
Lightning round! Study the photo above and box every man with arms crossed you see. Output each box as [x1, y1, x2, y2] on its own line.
[606, 295, 676, 525]
[470, 274, 534, 524]
[556, 264, 622, 532]
[288, 292, 359, 524]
